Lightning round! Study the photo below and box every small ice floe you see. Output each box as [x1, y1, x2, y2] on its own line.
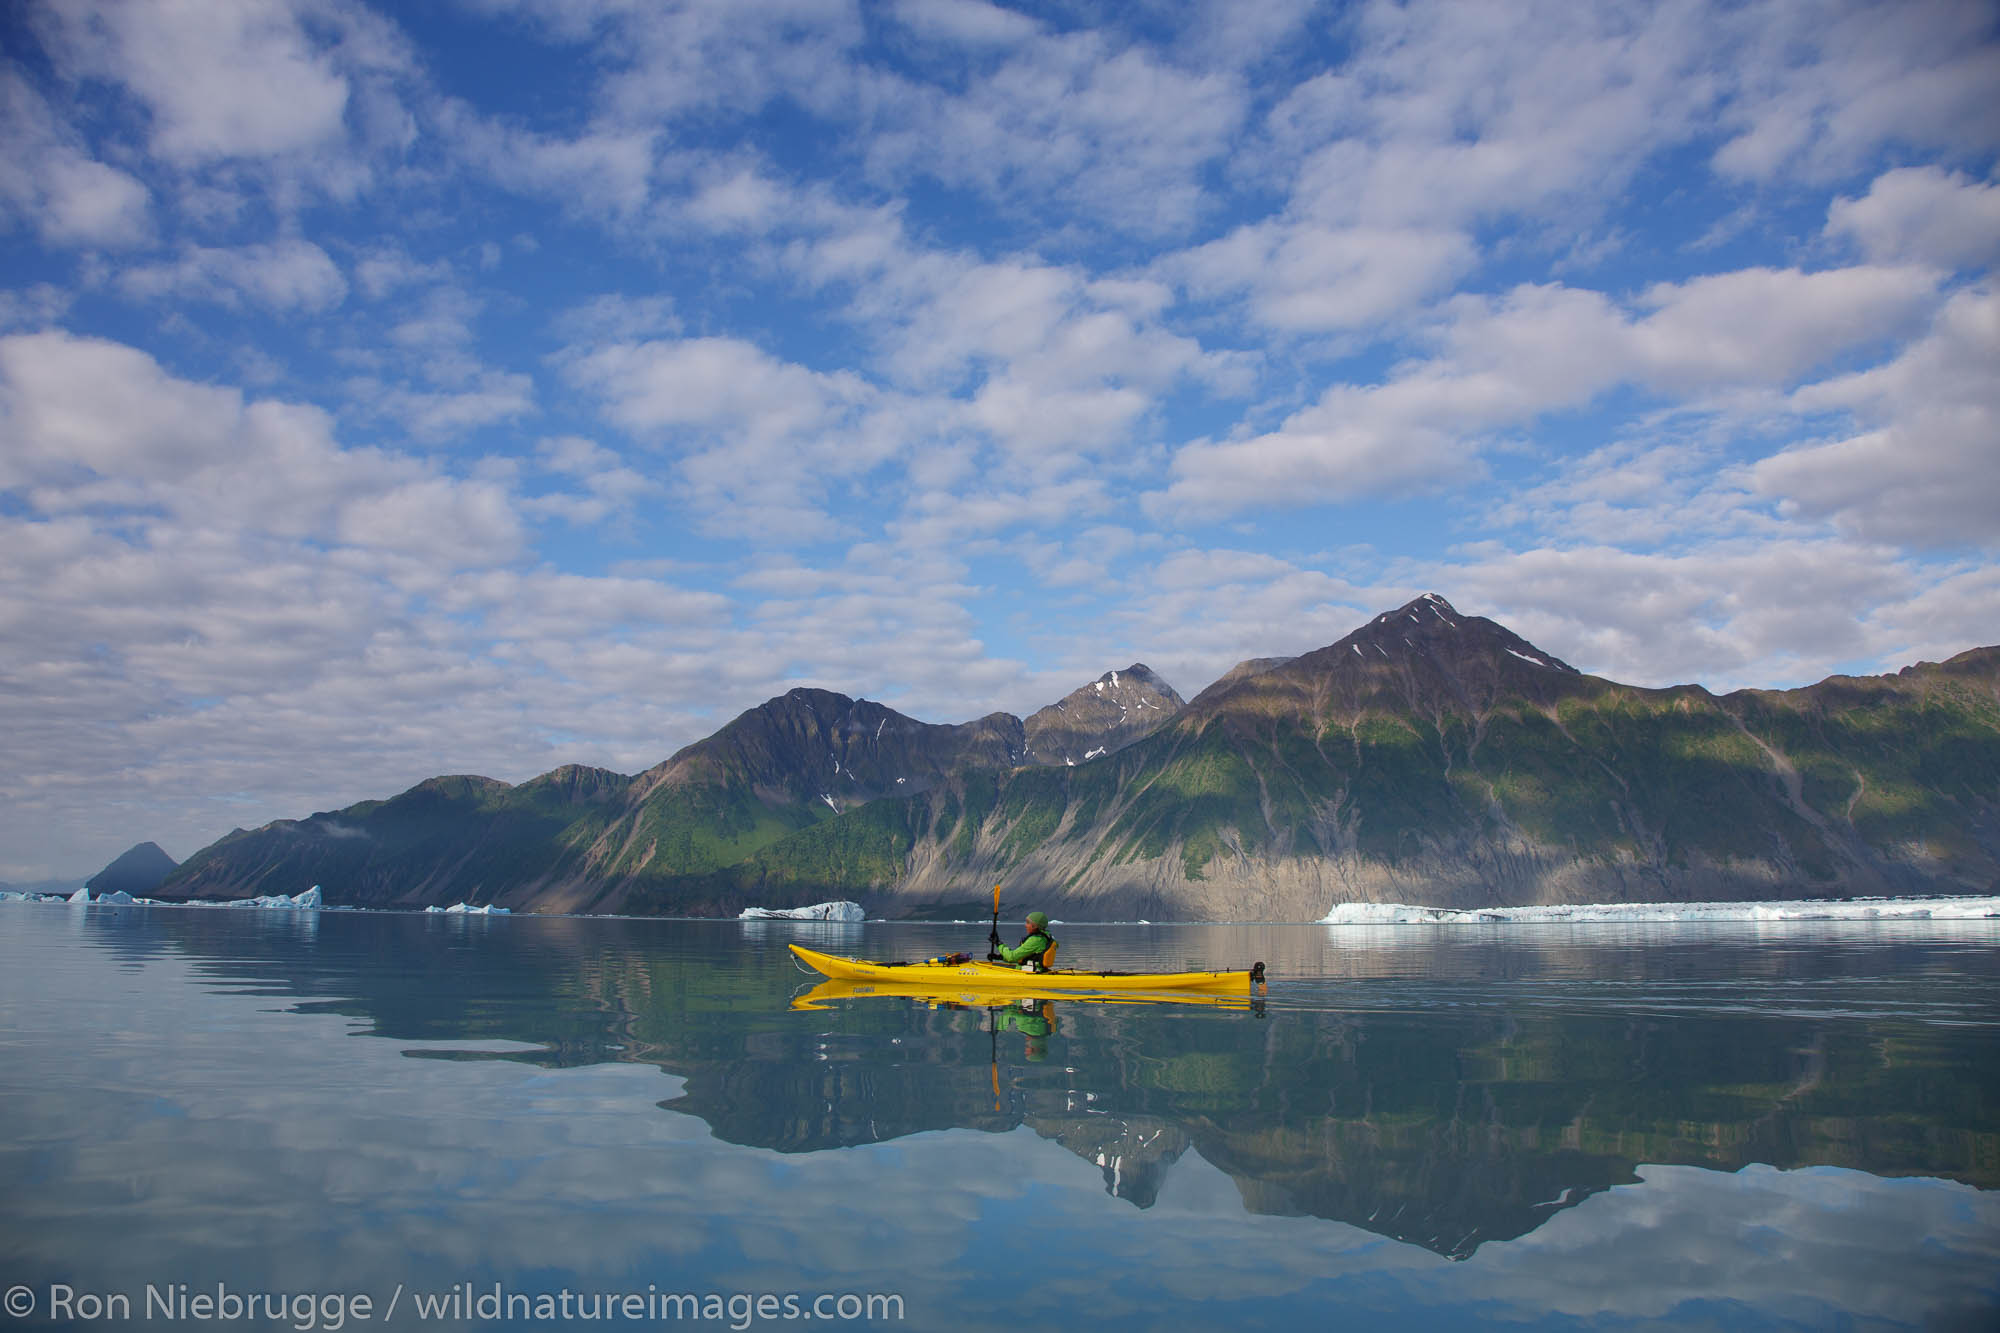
[226, 885, 324, 910]
[739, 900, 866, 921]
[67, 885, 92, 903]
[94, 890, 136, 905]
[425, 902, 510, 915]
[1320, 895, 2000, 925]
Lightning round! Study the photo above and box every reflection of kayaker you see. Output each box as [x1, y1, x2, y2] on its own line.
[994, 998, 1059, 1061]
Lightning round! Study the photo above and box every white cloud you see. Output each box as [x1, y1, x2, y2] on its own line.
[565, 336, 895, 540]
[0, 332, 751, 870]
[353, 246, 454, 301]
[1414, 543, 1919, 689]
[1826, 166, 2000, 270]
[784, 210, 1224, 462]
[570, 337, 868, 442]
[1249, 0, 1723, 237]
[1710, 0, 2000, 182]
[1154, 265, 1945, 519]
[551, 294, 681, 345]
[0, 284, 75, 331]
[888, 0, 1041, 49]
[1756, 284, 2000, 547]
[444, 104, 661, 221]
[37, 0, 357, 164]
[524, 436, 663, 526]
[861, 27, 1247, 235]
[1177, 222, 1476, 333]
[1629, 265, 1939, 392]
[118, 239, 349, 313]
[0, 73, 151, 248]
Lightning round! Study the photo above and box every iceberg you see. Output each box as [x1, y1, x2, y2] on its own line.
[739, 900, 866, 922]
[224, 885, 324, 910]
[94, 890, 136, 905]
[67, 885, 91, 904]
[425, 902, 510, 915]
[1320, 895, 2000, 925]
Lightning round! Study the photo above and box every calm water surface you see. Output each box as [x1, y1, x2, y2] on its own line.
[2, 904, 1996, 1331]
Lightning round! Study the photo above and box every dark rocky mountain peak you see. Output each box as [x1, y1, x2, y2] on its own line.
[86, 841, 179, 896]
[1343, 594, 1577, 672]
[1023, 663, 1184, 766]
[657, 686, 1026, 811]
[1174, 595, 1585, 735]
[1261, 593, 1587, 720]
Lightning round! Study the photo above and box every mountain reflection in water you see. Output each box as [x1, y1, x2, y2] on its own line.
[50, 907, 2000, 1266]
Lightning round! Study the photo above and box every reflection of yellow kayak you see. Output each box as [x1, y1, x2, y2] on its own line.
[790, 977, 1261, 1011]
[787, 944, 1265, 993]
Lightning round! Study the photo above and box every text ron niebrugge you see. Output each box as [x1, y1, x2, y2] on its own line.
[5, 1282, 907, 1328]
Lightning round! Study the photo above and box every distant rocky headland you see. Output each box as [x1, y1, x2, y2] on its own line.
[157, 596, 2000, 919]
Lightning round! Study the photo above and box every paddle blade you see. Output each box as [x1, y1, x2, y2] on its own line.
[991, 883, 1002, 914]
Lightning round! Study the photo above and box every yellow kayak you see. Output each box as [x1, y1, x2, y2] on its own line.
[787, 943, 1265, 993]
[790, 976, 1262, 1011]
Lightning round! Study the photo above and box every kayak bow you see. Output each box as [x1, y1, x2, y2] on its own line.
[788, 943, 1265, 993]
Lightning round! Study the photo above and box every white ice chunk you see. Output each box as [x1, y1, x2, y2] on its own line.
[225, 885, 323, 910]
[1320, 895, 2000, 925]
[739, 900, 866, 921]
[95, 890, 135, 905]
[67, 885, 91, 903]
[426, 902, 509, 914]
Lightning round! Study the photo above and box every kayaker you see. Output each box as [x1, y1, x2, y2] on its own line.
[991, 911, 1055, 972]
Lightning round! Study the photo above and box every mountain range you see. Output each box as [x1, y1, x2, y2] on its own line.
[162, 595, 2000, 918]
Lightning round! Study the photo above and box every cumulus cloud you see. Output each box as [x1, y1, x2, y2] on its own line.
[1826, 166, 2000, 270]
[0, 72, 151, 248]
[36, 0, 353, 163]
[27, 0, 419, 213]
[1709, 0, 2000, 182]
[863, 24, 1247, 236]
[1176, 222, 1476, 333]
[0, 333, 732, 870]
[1756, 284, 2000, 547]
[1153, 265, 1944, 519]
[117, 239, 349, 313]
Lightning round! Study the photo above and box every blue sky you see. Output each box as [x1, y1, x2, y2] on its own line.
[2, 0, 1997, 880]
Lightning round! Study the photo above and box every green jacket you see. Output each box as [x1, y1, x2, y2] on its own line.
[994, 930, 1053, 967]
